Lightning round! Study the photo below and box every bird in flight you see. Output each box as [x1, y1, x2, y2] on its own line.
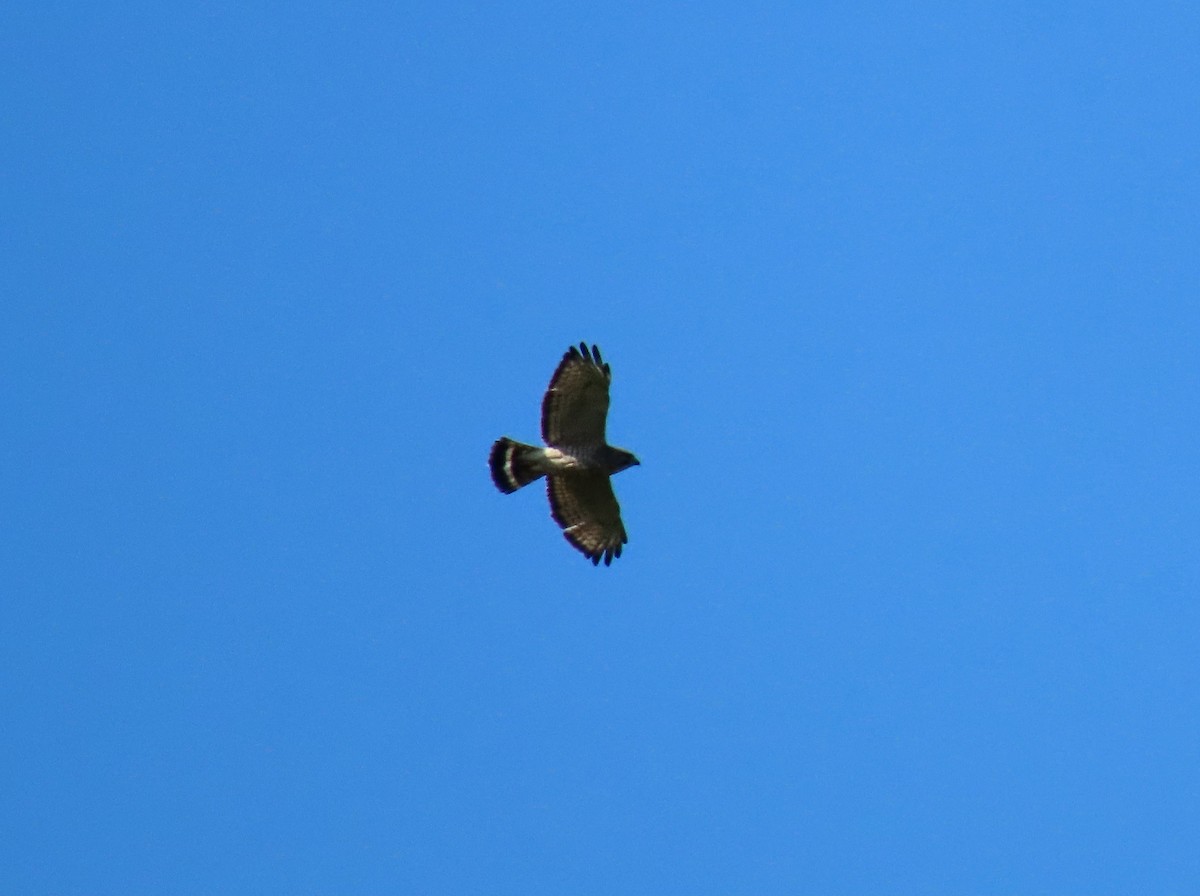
[490, 342, 640, 566]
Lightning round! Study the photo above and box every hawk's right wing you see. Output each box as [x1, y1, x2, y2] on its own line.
[547, 471, 628, 566]
[541, 343, 611, 448]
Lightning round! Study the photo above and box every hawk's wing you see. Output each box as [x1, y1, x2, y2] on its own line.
[547, 472, 628, 566]
[542, 343, 611, 448]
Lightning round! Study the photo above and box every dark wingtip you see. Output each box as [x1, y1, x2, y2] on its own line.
[591, 553, 601, 566]
[569, 342, 607, 369]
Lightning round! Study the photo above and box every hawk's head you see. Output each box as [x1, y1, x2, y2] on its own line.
[606, 446, 640, 475]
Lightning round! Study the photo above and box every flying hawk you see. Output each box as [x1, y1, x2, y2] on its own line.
[490, 342, 639, 566]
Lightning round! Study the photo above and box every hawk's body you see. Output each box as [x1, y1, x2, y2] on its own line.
[490, 343, 639, 566]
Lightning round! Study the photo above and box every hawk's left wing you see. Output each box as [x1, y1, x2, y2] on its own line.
[541, 343, 611, 448]
[547, 472, 628, 566]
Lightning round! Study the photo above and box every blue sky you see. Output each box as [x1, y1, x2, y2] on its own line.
[3, 3, 1199, 893]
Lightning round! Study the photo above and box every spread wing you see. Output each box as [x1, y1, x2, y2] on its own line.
[547, 472, 628, 566]
[542, 343, 611, 448]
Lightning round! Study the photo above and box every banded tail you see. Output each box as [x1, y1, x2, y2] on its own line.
[489, 438, 545, 494]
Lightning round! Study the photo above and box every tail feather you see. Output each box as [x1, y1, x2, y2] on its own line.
[489, 438, 545, 493]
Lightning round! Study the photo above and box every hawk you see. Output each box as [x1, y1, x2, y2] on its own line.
[489, 342, 640, 566]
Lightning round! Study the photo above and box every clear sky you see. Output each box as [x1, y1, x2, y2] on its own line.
[4, 3, 1199, 893]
